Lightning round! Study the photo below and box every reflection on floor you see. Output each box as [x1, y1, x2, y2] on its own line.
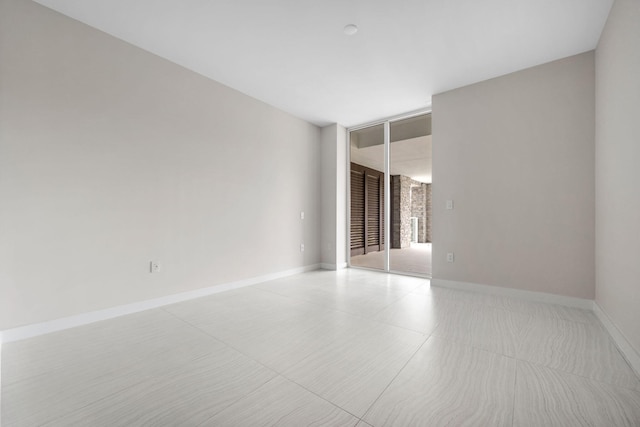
[3, 269, 640, 426]
[350, 243, 432, 276]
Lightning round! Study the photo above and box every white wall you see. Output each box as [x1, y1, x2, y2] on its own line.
[0, 0, 321, 330]
[432, 52, 595, 299]
[595, 0, 640, 357]
[336, 127, 347, 268]
[320, 124, 347, 269]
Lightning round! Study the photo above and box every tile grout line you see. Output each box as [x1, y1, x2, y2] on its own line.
[365, 286, 424, 319]
[159, 306, 365, 422]
[275, 373, 363, 422]
[177, 276, 640, 397]
[253, 283, 432, 337]
[514, 311, 640, 392]
[11, 270, 635, 425]
[359, 332, 434, 424]
[158, 308, 290, 425]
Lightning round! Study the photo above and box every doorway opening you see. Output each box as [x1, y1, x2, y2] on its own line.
[348, 112, 432, 276]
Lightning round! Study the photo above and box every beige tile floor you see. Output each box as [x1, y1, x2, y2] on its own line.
[3, 269, 640, 426]
[350, 243, 432, 276]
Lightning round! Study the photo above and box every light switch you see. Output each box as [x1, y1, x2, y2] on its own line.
[446, 200, 454, 210]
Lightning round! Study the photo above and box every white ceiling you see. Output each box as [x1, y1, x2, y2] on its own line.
[351, 135, 432, 183]
[34, 0, 613, 127]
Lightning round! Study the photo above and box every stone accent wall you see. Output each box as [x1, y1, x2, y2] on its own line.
[425, 183, 432, 243]
[400, 176, 412, 247]
[411, 184, 427, 243]
[392, 175, 431, 247]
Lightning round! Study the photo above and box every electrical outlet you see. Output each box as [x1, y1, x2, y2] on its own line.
[300, 211, 305, 220]
[150, 261, 161, 273]
[446, 200, 454, 210]
[300, 243, 305, 252]
[447, 252, 455, 263]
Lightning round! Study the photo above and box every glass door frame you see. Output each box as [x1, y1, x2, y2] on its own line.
[346, 107, 432, 277]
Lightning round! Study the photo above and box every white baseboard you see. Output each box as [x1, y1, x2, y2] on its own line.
[1, 264, 320, 344]
[593, 302, 640, 378]
[320, 262, 348, 270]
[430, 278, 640, 376]
[430, 278, 594, 310]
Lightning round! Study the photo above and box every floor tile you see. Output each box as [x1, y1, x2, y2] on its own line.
[261, 283, 406, 318]
[432, 301, 530, 357]
[4, 357, 153, 427]
[492, 298, 598, 325]
[427, 286, 500, 305]
[194, 308, 371, 374]
[514, 361, 640, 427]
[363, 336, 516, 427]
[201, 375, 359, 426]
[2, 309, 217, 386]
[256, 270, 425, 318]
[3, 269, 636, 427]
[517, 316, 640, 391]
[429, 285, 597, 325]
[282, 322, 426, 417]
[338, 272, 427, 295]
[165, 286, 382, 374]
[372, 292, 441, 334]
[2, 310, 234, 426]
[164, 286, 325, 328]
[36, 349, 276, 427]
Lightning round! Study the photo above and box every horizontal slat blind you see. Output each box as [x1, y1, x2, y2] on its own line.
[350, 170, 365, 250]
[351, 163, 384, 255]
[367, 175, 380, 246]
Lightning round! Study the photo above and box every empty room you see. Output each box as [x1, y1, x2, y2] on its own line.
[1, 0, 639, 425]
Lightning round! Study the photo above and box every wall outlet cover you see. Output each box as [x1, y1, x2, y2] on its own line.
[150, 261, 161, 272]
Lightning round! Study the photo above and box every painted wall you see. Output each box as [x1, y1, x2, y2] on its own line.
[0, 0, 321, 330]
[320, 124, 347, 269]
[336, 127, 347, 269]
[595, 0, 640, 356]
[432, 52, 595, 299]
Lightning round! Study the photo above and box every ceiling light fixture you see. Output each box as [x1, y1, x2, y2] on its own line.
[343, 24, 358, 36]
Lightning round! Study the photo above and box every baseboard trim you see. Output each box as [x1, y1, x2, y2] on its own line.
[430, 278, 594, 310]
[593, 302, 640, 378]
[1, 264, 320, 344]
[320, 262, 348, 270]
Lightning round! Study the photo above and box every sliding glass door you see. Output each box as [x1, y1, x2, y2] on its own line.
[349, 112, 432, 276]
[349, 123, 385, 271]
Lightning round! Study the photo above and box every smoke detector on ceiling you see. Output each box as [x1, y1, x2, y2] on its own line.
[343, 24, 358, 36]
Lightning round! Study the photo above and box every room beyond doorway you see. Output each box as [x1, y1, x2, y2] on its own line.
[348, 112, 432, 277]
[350, 242, 432, 276]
